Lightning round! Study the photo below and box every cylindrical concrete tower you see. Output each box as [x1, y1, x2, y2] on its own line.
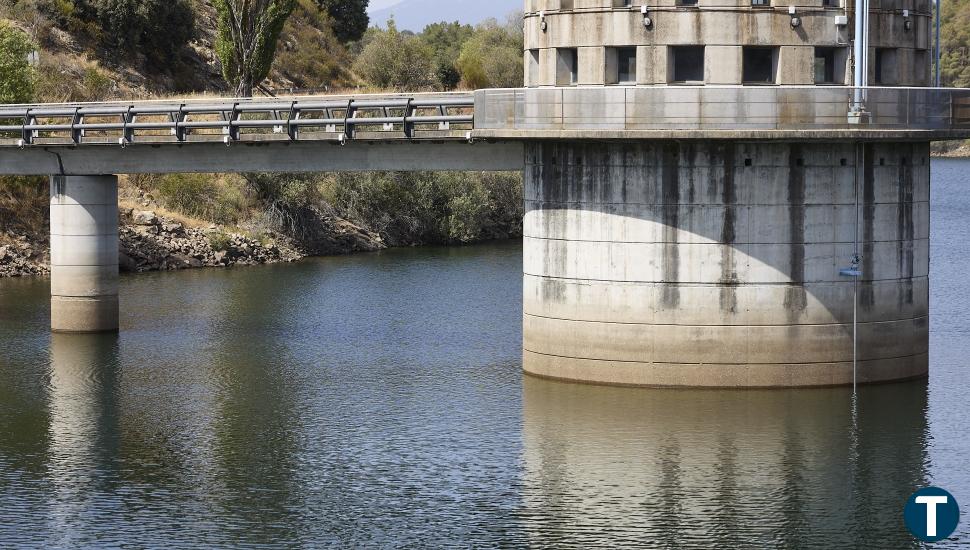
[520, 0, 932, 386]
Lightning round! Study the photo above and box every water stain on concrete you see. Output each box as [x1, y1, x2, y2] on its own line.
[897, 145, 915, 307]
[661, 142, 681, 309]
[861, 143, 876, 310]
[785, 144, 807, 317]
[718, 143, 739, 314]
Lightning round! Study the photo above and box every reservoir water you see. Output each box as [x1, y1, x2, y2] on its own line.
[0, 159, 968, 548]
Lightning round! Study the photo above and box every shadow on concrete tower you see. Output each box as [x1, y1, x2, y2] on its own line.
[515, 0, 935, 387]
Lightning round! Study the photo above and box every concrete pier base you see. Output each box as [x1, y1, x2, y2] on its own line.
[523, 141, 929, 388]
[50, 175, 119, 333]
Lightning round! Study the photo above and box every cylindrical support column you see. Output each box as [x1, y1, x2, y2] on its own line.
[523, 141, 929, 388]
[50, 175, 119, 333]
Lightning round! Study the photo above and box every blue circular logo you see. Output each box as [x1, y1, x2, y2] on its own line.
[904, 487, 960, 542]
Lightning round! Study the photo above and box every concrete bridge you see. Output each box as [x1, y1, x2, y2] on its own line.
[2, 85, 970, 388]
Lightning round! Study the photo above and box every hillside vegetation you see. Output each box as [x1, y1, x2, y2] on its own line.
[0, 0, 526, 276]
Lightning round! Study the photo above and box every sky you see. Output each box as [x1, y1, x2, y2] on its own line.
[366, 0, 522, 31]
[367, 0, 406, 12]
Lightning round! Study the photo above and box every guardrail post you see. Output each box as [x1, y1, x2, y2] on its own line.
[23, 110, 35, 145]
[288, 101, 299, 140]
[174, 106, 186, 142]
[122, 107, 134, 144]
[344, 100, 356, 140]
[403, 98, 414, 139]
[70, 107, 82, 145]
[437, 105, 450, 131]
[227, 103, 240, 141]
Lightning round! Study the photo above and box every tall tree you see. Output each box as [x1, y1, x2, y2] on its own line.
[941, 0, 970, 87]
[315, 0, 369, 43]
[215, 0, 297, 97]
[420, 22, 474, 90]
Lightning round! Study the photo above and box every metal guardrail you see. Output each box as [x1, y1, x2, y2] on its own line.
[4, 87, 970, 149]
[474, 86, 970, 133]
[0, 93, 475, 147]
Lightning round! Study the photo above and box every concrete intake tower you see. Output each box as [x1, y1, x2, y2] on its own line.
[515, 0, 935, 386]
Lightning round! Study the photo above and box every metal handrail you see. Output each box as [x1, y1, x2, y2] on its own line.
[0, 93, 475, 146]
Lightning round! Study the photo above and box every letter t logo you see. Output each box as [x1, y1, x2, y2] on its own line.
[916, 495, 949, 537]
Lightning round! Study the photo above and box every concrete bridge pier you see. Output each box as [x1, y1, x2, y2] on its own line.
[49, 175, 119, 333]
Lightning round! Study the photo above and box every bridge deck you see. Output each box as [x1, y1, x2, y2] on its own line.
[1, 87, 969, 175]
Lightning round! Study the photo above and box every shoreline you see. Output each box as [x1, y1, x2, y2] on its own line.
[1, 208, 520, 279]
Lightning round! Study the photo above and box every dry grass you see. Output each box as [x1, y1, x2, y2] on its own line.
[0, 176, 49, 240]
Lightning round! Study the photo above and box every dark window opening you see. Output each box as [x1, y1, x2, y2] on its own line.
[815, 48, 837, 84]
[617, 48, 637, 83]
[678, 0, 698, 6]
[745, 158, 753, 167]
[743, 47, 776, 84]
[613, 0, 633, 6]
[557, 48, 578, 86]
[874, 48, 897, 85]
[822, 0, 838, 6]
[670, 47, 705, 83]
[751, 0, 770, 6]
[560, 0, 574, 9]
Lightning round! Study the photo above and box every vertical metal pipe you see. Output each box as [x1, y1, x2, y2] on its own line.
[854, 0, 865, 108]
[854, 143, 862, 395]
[936, 0, 942, 86]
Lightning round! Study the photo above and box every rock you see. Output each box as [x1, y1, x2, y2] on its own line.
[119, 252, 138, 273]
[161, 223, 183, 234]
[0, 247, 7, 261]
[134, 211, 159, 226]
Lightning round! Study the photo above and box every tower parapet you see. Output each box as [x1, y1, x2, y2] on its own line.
[522, 0, 931, 87]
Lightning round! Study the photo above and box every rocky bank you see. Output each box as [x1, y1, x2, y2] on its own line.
[0, 208, 385, 279]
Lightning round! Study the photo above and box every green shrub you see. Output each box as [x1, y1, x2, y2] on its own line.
[207, 231, 232, 252]
[320, 171, 523, 246]
[455, 18, 524, 89]
[156, 174, 245, 225]
[352, 19, 437, 90]
[0, 22, 36, 104]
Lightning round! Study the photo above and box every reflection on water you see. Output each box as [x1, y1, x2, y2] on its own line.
[0, 159, 968, 546]
[522, 377, 928, 548]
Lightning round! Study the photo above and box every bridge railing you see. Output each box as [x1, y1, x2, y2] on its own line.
[0, 93, 475, 147]
[474, 86, 970, 134]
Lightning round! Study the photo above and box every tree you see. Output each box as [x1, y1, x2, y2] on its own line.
[352, 19, 436, 90]
[140, 0, 197, 66]
[315, 0, 369, 43]
[94, 0, 195, 66]
[420, 21, 474, 90]
[0, 22, 35, 104]
[455, 18, 523, 89]
[215, 0, 297, 97]
[941, 0, 970, 87]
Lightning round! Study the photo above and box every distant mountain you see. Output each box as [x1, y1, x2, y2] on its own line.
[367, 0, 406, 11]
[368, 0, 523, 31]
